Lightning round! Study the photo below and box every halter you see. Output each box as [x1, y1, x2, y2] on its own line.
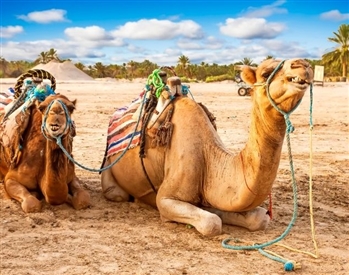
[253, 60, 305, 133]
[41, 99, 73, 142]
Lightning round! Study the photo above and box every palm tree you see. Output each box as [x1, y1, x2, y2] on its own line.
[47, 48, 60, 62]
[35, 51, 49, 64]
[74, 62, 85, 71]
[322, 24, 349, 78]
[264, 55, 274, 61]
[0, 56, 9, 77]
[177, 55, 190, 77]
[93, 62, 107, 78]
[126, 60, 137, 79]
[236, 57, 254, 66]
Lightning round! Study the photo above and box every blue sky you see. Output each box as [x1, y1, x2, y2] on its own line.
[1, 0, 348, 66]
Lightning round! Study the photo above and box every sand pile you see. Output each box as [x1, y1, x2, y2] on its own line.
[32, 60, 94, 81]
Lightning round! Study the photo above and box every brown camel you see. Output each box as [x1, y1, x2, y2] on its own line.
[101, 58, 314, 236]
[0, 70, 90, 213]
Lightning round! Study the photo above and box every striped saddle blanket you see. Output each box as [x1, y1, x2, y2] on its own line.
[0, 88, 15, 115]
[106, 94, 143, 158]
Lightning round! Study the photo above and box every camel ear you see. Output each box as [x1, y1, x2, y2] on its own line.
[241, 66, 257, 86]
[66, 99, 77, 114]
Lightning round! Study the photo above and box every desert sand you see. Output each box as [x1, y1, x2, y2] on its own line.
[0, 76, 348, 275]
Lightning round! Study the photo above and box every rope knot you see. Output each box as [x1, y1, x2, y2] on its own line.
[284, 115, 295, 133]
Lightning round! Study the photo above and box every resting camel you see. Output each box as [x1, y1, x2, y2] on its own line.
[0, 69, 90, 213]
[101, 59, 314, 236]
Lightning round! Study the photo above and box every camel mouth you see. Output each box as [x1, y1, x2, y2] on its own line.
[49, 124, 61, 133]
[286, 76, 308, 85]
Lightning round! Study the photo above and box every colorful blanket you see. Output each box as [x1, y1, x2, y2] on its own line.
[106, 95, 143, 158]
[0, 88, 15, 115]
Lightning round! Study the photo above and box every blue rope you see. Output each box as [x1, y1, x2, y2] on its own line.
[41, 99, 72, 140]
[222, 60, 314, 272]
[52, 72, 193, 173]
[53, 90, 148, 173]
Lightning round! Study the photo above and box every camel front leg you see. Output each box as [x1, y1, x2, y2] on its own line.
[4, 178, 41, 213]
[66, 176, 90, 210]
[157, 197, 222, 236]
[204, 207, 270, 231]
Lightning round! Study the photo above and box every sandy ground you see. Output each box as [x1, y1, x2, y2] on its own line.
[0, 78, 348, 275]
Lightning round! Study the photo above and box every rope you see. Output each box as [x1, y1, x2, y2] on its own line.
[222, 60, 319, 271]
[147, 69, 165, 98]
[53, 90, 148, 173]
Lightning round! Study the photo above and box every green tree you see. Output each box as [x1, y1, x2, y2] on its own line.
[47, 48, 60, 62]
[264, 55, 274, 61]
[236, 57, 254, 66]
[177, 55, 190, 77]
[35, 51, 49, 64]
[93, 62, 107, 78]
[322, 24, 349, 77]
[74, 62, 85, 71]
[0, 56, 9, 77]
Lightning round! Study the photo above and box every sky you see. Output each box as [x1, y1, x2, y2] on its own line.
[1, 0, 348, 66]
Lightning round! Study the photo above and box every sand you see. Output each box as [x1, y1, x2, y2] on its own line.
[0, 78, 348, 275]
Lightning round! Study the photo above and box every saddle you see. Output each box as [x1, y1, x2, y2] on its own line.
[0, 69, 56, 167]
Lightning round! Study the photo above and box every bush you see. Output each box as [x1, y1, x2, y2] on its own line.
[205, 74, 234, 83]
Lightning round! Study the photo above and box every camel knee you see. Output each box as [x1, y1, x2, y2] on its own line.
[21, 196, 41, 213]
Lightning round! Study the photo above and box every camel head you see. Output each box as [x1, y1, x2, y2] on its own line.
[38, 94, 76, 139]
[241, 58, 314, 113]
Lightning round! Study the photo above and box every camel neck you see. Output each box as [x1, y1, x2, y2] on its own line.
[234, 100, 287, 210]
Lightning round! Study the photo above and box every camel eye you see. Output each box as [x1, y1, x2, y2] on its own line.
[261, 70, 272, 79]
[38, 104, 47, 113]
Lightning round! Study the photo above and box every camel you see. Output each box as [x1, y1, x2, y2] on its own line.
[0, 69, 90, 213]
[100, 58, 314, 236]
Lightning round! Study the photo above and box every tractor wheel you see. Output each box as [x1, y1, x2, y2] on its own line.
[238, 87, 248, 96]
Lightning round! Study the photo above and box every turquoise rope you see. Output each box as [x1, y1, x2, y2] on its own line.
[54, 91, 148, 173]
[222, 60, 314, 272]
[53, 69, 193, 173]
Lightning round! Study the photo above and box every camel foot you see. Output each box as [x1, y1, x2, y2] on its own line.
[244, 207, 270, 231]
[71, 190, 91, 210]
[103, 186, 129, 202]
[21, 196, 42, 213]
[196, 213, 222, 237]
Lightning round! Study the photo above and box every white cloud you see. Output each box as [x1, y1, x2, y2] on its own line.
[111, 19, 204, 40]
[1, 39, 108, 62]
[220, 17, 285, 39]
[17, 9, 68, 24]
[64, 26, 126, 48]
[205, 36, 224, 50]
[177, 39, 202, 50]
[243, 0, 287, 18]
[320, 10, 349, 21]
[0, 25, 24, 38]
[65, 26, 112, 41]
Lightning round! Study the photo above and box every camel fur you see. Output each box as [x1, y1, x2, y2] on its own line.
[101, 58, 314, 236]
[0, 94, 90, 213]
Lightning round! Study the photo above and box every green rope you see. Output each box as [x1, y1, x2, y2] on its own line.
[222, 60, 314, 272]
[147, 69, 165, 98]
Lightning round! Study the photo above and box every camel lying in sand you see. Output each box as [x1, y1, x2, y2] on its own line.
[0, 69, 90, 213]
[101, 59, 314, 236]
